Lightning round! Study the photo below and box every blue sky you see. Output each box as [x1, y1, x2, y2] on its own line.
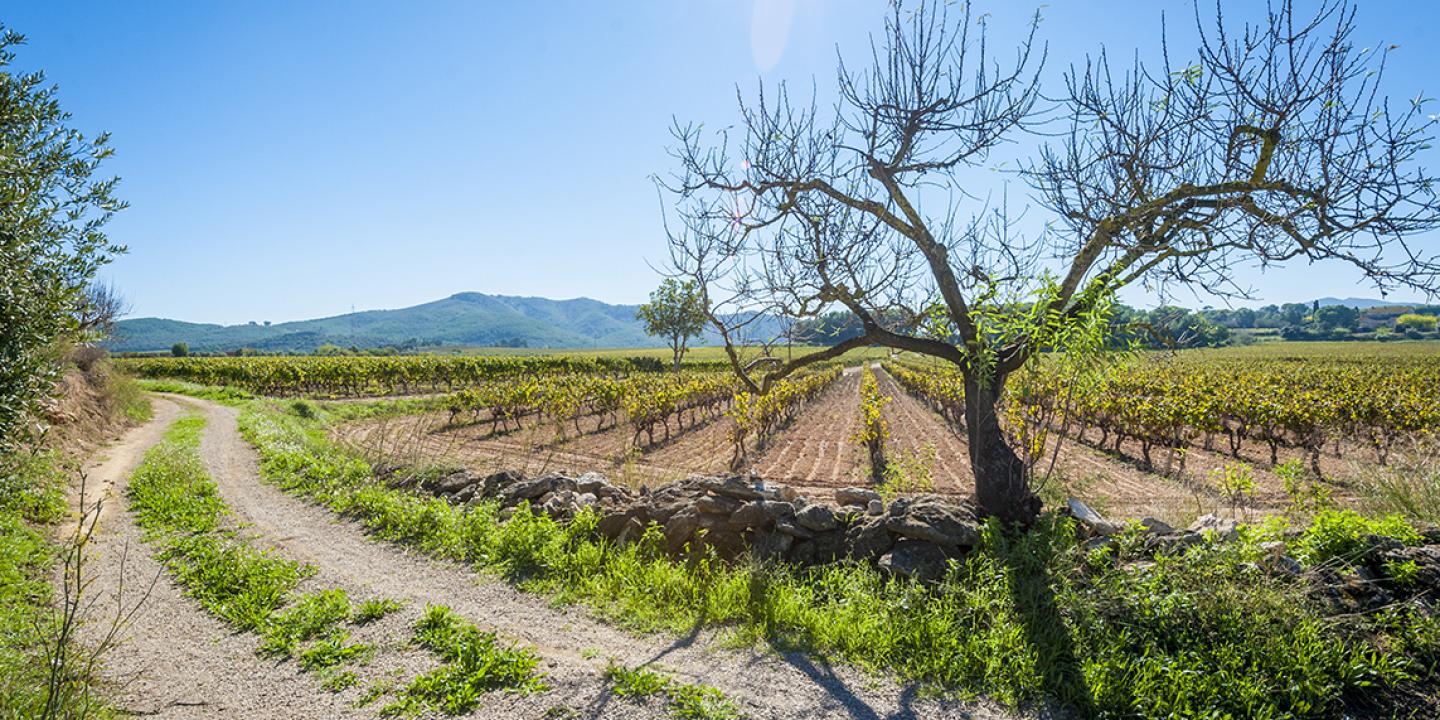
[6, 1, 1437, 324]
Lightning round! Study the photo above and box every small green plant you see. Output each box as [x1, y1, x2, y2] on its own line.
[1383, 559, 1421, 588]
[382, 605, 546, 716]
[1277, 459, 1332, 515]
[1210, 462, 1255, 516]
[354, 681, 390, 708]
[299, 632, 373, 672]
[321, 670, 360, 693]
[353, 598, 404, 625]
[603, 662, 741, 720]
[666, 681, 742, 720]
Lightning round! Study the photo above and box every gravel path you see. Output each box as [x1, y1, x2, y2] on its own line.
[76, 397, 369, 719]
[78, 394, 1041, 718]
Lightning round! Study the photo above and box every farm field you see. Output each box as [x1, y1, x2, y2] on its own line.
[130, 341, 1440, 528]
[92, 340, 1440, 718]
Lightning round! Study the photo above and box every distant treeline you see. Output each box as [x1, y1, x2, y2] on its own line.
[791, 302, 1440, 349]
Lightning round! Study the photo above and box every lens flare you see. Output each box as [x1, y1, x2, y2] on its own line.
[750, 0, 796, 72]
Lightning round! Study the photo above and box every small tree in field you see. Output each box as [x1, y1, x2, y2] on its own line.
[661, 1, 1439, 524]
[637, 279, 708, 369]
[170, 342, 189, 358]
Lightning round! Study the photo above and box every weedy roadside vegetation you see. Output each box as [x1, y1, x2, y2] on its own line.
[0, 370, 153, 720]
[229, 397, 1440, 718]
[0, 451, 124, 720]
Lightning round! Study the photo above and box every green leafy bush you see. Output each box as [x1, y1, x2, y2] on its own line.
[1293, 509, 1421, 565]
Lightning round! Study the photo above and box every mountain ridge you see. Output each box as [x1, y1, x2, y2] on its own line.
[108, 292, 658, 353]
[109, 292, 1415, 353]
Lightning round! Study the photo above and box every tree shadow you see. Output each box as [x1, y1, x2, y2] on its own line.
[771, 649, 885, 720]
[997, 525, 1096, 718]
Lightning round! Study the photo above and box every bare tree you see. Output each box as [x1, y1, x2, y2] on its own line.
[76, 281, 130, 337]
[660, 0, 1439, 524]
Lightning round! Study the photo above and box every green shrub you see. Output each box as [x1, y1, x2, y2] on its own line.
[1293, 509, 1421, 565]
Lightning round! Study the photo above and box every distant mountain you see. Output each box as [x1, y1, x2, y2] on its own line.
[108, 292, 788, 353]
[1313, 297, 1413, 310]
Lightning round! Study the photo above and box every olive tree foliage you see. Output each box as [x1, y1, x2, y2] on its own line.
[637, 278, 708, 369]
[659, 1, 1439, 523]
[0, 29, 126, 452]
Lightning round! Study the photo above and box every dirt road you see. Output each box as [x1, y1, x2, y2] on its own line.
[78, 395, 1036, 719]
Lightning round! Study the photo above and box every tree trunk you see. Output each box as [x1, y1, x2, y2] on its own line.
[964, 376, 1039, 526]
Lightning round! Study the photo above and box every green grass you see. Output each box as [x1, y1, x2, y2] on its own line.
[381, 605, 546, 716]
[236, 401, 1440, 718]
[128, 416, 226, 534]
[354, 597, 404, 625]
[136, 378, 255, 404]
[604, 662, 741, 720]
[258, 588, 354, 657]
[298, 631, 373, 671]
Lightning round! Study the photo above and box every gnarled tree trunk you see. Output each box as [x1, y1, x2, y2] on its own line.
[964, 376, 1038, 526]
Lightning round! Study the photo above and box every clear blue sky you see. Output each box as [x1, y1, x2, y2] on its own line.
[6, 1, 1437, 324]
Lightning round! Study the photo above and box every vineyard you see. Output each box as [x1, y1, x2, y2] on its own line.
[130, 343, 1440, 522]
[117, 354, 711, 396]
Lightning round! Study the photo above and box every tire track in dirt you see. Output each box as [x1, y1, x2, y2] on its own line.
[76, 398, 372, 719]
[872, 368, 973, 495]
[191, 397, 1027, 720]
[339, 408, 737, 489]
[751, 370, 868, 494]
